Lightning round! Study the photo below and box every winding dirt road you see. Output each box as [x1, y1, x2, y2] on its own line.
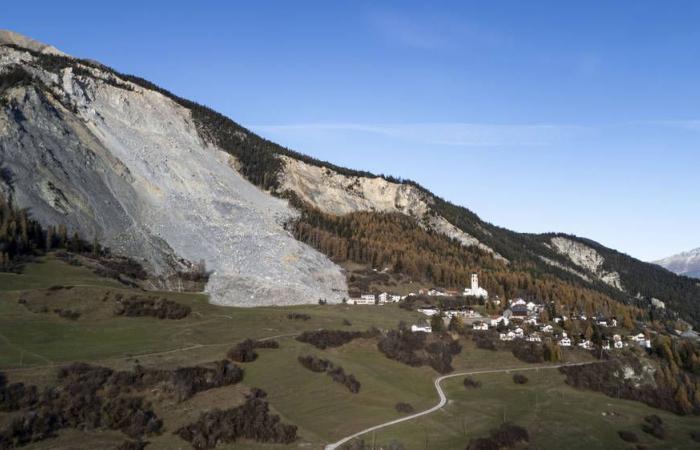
[325, 361, 598, 450]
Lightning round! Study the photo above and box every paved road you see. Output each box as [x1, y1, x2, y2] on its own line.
[324, 361, 599, 450]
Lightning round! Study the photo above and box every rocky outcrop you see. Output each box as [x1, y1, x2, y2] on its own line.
[0, 30, 67, 56]
[0, 41, 347, 306]
[549, 237, 624, 291]
[279, 156, 506, 261]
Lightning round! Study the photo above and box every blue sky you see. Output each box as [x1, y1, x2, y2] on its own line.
[4, 1, 700, 261]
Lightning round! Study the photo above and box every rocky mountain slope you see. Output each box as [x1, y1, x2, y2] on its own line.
[1, 31, 698, 324]
[655, 248, 700, 279]
[0, 32, 346, 306]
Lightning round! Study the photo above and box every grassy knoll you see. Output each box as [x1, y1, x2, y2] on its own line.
[2, 256, 699, 449]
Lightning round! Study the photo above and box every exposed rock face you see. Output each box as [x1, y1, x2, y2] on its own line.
[550, 237, 624, 291]
[0, 42, 347, 306]
[280, 156, 507, 261]
[0, 30, 67, 56]
[655, 247, 700, 279]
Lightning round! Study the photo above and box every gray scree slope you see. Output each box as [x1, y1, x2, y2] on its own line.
[0, 38, 347, 306]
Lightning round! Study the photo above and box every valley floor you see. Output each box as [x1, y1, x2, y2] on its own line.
[1, 257, 698, 450]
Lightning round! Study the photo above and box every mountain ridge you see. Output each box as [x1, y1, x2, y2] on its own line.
[1, 31, 699, 326]
[655, 247, 700, 279]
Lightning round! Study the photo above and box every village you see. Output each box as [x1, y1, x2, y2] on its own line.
[347, 273, 653, 351]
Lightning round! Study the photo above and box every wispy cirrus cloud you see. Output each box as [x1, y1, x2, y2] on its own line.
[646, 119, 700, 131]
[252, 122, 589, 148]
[366, 8, 504, 51]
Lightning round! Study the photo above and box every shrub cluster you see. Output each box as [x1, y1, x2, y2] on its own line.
[641, 415, 665, 440]
[297, 355, 333, 373]
[227, 339, 279, 363]
[0, 374, 39, 412]
[512, 374, 528, 385]
[465, 422, 529, 450]
[394, 402, 414, 414]
[287, 313, 311, 321]
[377, 322, 461, 374]
[463, 377, 482, 389]
[618, 430, 639, 443]
[472, 332, 498, 351]
[510, 341, 544, 364]
[114, 295, 190, 319]
[175, 388, 297, 449]
[691, 430, 700, 442]
[296, 328, 379, 350]
[0, 365, 165, 449]
[297, 355, 361, 393]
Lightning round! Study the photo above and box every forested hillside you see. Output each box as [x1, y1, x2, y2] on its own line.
[5, 43, 699, 327]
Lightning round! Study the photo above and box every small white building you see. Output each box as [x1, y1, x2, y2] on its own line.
[526, 334, 542, 343]
[525, 317, 538, 326]
[541, 324, 554, 333]
[428, 289, 448, 297]
[490, 316, 509, 327]
[500, 331, 516, 341]
[378, 292, 389, 303]
[514, 327, 524, 338]
[559, 337, 571, 347]
[411, 324, 432, 333]
[473, 322, 489, 331]
[578, 340, 593, 350]
[463, 273, 488, 298]
[349, 296, 375, 305]
[610, 318, 618, 327]
[417, 307, 439, 317]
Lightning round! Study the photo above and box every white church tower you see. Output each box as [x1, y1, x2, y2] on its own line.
[464, 273, 488, 298]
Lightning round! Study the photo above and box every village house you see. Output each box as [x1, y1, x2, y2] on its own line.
[630, 333, 651, 349]
[541, 324, 554, 333]
[378, 292, 389, 303]
[500, 331, 516, 341]
[490, 315, 509, 327]
[463, 274, 488, 298]
[510, 298, 528, 318]
[348, 295, 376, 305]
[613, 334, 624, 349]
[417, 306, 439, 316]
[411, 323, 432, 333]
[514, 327, 524, 338]
[524, 317, 538, 326]
[559, 332, 571, 347]
[473, 321, 489, 331]
[578, 340, 593, 350]
[526, 334, 542, 343]
[427, 289, 449, 297]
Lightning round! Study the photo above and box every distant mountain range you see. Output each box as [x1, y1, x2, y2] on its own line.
[2, 30, 700, 327]
[655, 248, 700, 279]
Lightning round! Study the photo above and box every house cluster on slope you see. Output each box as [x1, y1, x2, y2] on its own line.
[369, 274, 654, 351]
[348, 273, 489, 306]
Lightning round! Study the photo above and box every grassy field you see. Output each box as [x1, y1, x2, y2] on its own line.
[1, 256, 699, 449]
